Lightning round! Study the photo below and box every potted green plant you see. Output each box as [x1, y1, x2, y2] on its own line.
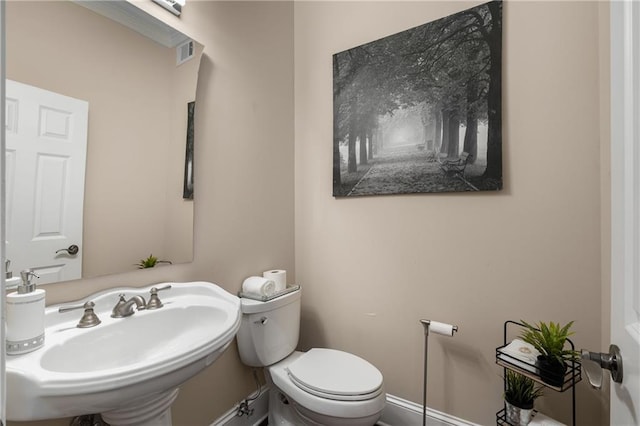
[504, 370, 544, 425]
[520, 320, 578, 387]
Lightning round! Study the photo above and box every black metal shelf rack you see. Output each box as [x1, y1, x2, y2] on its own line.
[495, 320, 581, 426]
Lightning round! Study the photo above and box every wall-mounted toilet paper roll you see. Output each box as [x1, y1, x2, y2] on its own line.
[263, 269, 286, 292]
[428, 321, 456, 336]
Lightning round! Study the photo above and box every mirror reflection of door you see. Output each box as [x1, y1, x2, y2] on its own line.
[5, 79, 87, 284]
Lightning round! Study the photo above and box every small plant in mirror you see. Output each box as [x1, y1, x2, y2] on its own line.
[136, 254, 172, 269]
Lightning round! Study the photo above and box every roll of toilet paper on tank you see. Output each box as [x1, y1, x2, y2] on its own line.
[242, 276, 276, 296]
[263, 269, 286, 292]
[429, 321, 456, 336]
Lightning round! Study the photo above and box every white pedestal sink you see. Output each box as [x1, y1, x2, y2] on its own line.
[6, 281, 241, 426]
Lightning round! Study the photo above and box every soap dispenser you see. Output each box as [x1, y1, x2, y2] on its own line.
[4, 258, 21, 288]
[6, 269, 46, 355]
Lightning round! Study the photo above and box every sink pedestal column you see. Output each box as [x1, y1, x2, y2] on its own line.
[101, 388, 180, 426]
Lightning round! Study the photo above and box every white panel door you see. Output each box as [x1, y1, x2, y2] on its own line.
[5, 80, 88, 284]
[1, 2, 6, 424]
[610, 1, 640, 424]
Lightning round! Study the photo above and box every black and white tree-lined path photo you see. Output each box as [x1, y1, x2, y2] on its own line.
[333, 1, 503, 197]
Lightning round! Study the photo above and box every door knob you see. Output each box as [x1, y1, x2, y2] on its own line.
[56, 244, 79, 255]
[581, 344, 623, 389]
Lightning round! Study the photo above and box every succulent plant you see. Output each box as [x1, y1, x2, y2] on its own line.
[136, 254, 172, 269]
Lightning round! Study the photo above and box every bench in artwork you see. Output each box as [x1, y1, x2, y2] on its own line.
[439, 151, 472, 177]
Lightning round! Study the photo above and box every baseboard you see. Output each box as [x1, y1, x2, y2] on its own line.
[379, 394, 480, 426]
[210, 388, 478, 426]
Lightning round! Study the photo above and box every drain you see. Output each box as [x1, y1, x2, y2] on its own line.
[70, 414, 109, 426]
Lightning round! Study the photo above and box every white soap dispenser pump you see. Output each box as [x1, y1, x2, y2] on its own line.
[6, 269, 46, 355]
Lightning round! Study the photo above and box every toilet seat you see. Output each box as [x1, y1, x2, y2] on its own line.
[285, 348, 384, 401]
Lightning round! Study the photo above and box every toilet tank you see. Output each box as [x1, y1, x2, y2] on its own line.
[236, 288, 301, 367]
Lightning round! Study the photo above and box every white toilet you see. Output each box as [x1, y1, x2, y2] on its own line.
[236, 288, 386, 426]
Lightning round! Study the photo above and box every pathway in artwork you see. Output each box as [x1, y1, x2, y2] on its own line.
[347, 145, 472, 196]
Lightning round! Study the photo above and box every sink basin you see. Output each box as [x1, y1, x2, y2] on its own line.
[7, 281, 241, 425]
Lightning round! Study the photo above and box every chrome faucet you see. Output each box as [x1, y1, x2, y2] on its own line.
[111, 294, 146, 318]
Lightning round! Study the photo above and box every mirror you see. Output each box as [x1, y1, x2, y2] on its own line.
[5, 0, 203, 284]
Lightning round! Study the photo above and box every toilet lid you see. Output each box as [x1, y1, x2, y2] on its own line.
[286, 348, 383, 401]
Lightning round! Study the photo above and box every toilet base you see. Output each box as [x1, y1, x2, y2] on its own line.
[268, 387, 306, 426]
[265, 372, 383, 426]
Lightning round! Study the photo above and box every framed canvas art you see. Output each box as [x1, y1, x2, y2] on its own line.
[333, 1, 503, 197]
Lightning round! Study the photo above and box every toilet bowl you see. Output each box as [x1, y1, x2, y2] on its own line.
[236, 288, 385, 425]
[268, 350, 385, 425]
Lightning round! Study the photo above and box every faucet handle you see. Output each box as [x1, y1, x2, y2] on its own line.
[112, 293, 126, 308]
[59, 301, 102, 328]
[146, 284, 172, 310]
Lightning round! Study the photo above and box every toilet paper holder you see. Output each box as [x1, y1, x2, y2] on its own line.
[419, 319, 458, 426]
